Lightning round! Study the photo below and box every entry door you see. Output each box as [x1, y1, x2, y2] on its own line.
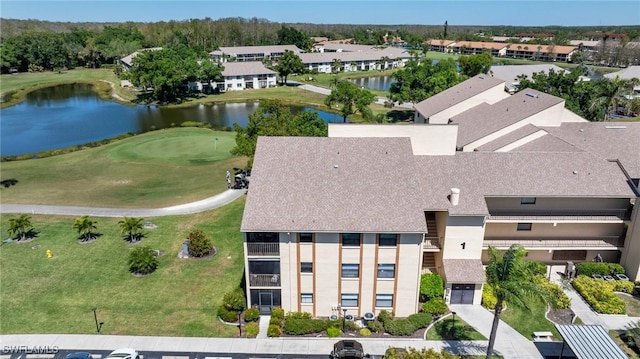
[450, 284, 475, 304]
[259, 291, 273, 314]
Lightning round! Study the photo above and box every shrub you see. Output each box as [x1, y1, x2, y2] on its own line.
[524, 261, 548, 276]
[359, 328, 371, 337]
[326, 326, 341, 338]
[218, 305, 239, 323]
[482, 284, 497, 309]
[244, 307, 260, 322]
[422, 298, 448, 316]
[384, 318, 415, 336]
[407, 312, 433, 328]
[534, 276, 571, 309]
[612, 280, 635, 294]
[245, 321, 259, 338]
[286, 311, 312, 319]
[267, 324, 282, 337]
[576, 262, 626, 277]
[222, 287, 246, 311]
[378, 309, 394, 324]
[420, 273, 445, 301]
[128, 246, 159, 275]
[186, 230, 213, 257]
[271, 307, 285, 320]
[572, 275, 626, 314]
[269, 317, 282, 326]
[283, 318, 326, 335]
[367, 320, 384, 333]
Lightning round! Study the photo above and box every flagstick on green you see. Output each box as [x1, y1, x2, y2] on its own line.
[214, 137, 219, 150]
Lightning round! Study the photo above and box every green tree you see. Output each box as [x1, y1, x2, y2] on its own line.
[331, 58, 343, 73]
[459, 52, 493, 77]
[589, 77, 640, 121]
[118, 216, 144, 243]
[324, 80, 376, 122]
[73, 215, 98, 242]
[390, 58, 461, 104]
[231, 99, 328, 166]
[484, 244, 549, 359]
[275, 50, 305, 85]
[186, 230, 213, 257]
[276, 26, 313, 51]
[7, 214, 34, 241]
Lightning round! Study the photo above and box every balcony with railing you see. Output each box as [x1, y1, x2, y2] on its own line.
[483, 236, 625, 250]
[423, 237, 441, 251]
[249, 273, 281, 287]
[487, 208, 630, 222]
[247, 242, 280, 256]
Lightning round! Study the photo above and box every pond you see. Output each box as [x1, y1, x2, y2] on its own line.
[350, 76, 396, 91]
[0, 84, 342, 156]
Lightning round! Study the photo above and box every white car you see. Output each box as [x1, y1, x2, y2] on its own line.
[106, 349, 139, 359]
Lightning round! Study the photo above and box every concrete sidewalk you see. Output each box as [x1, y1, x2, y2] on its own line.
[0, 190, 246, 218]
[450, 305, 543, 359]
[0, 334, 489, 357]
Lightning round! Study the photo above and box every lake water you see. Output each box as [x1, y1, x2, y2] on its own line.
[350, 76, 396, 91]
[0, 84, 342, 156]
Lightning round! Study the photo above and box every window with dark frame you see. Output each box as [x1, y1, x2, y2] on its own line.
[521, 197, 537, 204]
[341, 293, 358, 307]
[299, 233, 313, 243]
[376, 294, 393, 307]
[377, 264, 395, 278]
[517, 223, 532, 231]
[300, 262, 313, 273]
[342, 233, 361, 246]
[341, 263, 359, 278]
[379, 233, 398, 246]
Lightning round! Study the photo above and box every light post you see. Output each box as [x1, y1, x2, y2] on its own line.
[342, 308, 347, 333]
[237, 310, 242, 337]
[91, 307, 103, 333]
[451, 311, 456, 338]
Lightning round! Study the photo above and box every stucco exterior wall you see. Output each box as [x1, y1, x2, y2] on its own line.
[442, 215, 486, 259]
[484, 222, 626, 238]
[621, 201, 640, 281]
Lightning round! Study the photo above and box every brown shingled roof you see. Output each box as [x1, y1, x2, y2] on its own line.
[443, 259, 486, 283]
[475, 124, 543, 152]
[413, 74, 505, 119]
[241, 137, 427, 233]
[452, 89, 564, 147]
[221, 61, 275, 77]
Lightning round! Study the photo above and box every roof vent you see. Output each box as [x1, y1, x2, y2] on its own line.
[479, 76, 484, 79]
[333, 164, 339, 169]
[573, 170, 578, 175]
[604, 125, 627, 129]
[525, 92, 539, 98]
[450, 188, 460, 206]
[579, 128, 584, 132]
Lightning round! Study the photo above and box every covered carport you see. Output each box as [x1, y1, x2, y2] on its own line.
[555, 324, 627, 359]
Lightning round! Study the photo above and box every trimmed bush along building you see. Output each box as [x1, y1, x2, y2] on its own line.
[240, 75, 640, 318]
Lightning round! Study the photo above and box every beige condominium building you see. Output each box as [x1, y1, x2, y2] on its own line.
[240, 75, 640, 318]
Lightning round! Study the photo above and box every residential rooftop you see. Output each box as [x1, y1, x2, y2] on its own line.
[221, 61, 275, 77]
[210, 45, 303, 56]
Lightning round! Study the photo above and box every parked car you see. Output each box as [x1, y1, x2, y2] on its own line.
[330, 340, 369, 359]
[66, 353, 92, 359]
[614, 274, 630, 281]
[105, 349, 139, 359]
[591, 274, 603, 280]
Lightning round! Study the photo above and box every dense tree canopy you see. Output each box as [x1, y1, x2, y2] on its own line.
[459, 52, 493, 77]
[231, 99, 328, 167]
[275, 50, 305, 84]
[125, 46, 223, 103]
[324, 80, 377, 122]
[389, 58, 462, 104]
[277, 26, 313, 51]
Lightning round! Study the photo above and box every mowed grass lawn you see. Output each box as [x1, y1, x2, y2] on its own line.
[0, 198, 245, 336]
[500, 297, 560, 340]
[1, 128, 247, 208]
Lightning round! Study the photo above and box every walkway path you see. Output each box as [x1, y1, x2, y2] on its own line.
[548, 265, 640, 330]
[0, 189, 246, 218]
[450, 304, 543, 359]
[256, 315, 270, 339]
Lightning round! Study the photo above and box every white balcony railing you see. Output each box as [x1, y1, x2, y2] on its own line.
[483, 236, 624, 249]
[487, 208, 629, 221]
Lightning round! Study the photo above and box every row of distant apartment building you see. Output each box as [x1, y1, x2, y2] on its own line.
[240, 73, 640, 318]
[426, 40, 578, 62]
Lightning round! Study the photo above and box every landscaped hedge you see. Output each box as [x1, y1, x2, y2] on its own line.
[267, 307, 285, 337]
[420, 273, 445, 301]
[244, 307, 260, 322]
[572, 275, 626, 314]
[575, 262, 625, 277]
[612, 280, 635, 294]
[421, 298, 448, 316]
[218, 304, 240, 323]
[245, 321, 259, 338]
[481, 283, 498, 309]
[383, 312, 433, 336]
[367, 320, 384, 333]
[283, 318, 327, 335]
[534, 275, 571, 309]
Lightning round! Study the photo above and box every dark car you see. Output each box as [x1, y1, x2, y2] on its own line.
[66, 353, 92, 359]
[330, 340, 369, 359]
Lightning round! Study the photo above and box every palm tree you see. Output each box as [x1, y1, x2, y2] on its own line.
[118, 216, 144, 243]
[331, 58, 343, 74]
[73, 215, 98, 242]
[590, 77, 640, 121]
[7, 214, 34, 241]
[484, 244, 548, 359]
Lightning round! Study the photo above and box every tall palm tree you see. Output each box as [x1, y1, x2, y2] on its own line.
[590, 77, 640, 121]
[7, 214, 34, 241]
[118, 216, 144, 243]
[331, 58, 343, 74]
[73, 215, 98, 242]
[484, 244, 548, 359]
